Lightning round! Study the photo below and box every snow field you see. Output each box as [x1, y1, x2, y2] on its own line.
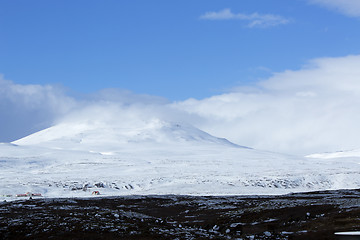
[1, 119, 359, 199]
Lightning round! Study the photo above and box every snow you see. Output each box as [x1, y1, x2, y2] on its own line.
[13, 119, 241, 151]
[307, 148, 360, 159]
[0, 118, 359, 200]
[334, 232, 360, 236]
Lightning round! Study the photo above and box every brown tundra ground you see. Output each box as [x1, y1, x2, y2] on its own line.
[1, 189, 360, 240]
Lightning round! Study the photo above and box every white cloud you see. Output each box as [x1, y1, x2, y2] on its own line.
[0, 76, 77, 142]
[199, 8, 290, 28]
[309, 0, 360, 17]
[0, 77, 172, 143]
[4, 55, 360, 155]
[173, 55, 360, 155]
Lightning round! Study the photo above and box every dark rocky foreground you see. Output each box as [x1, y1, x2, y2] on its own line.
[1, 189, 360, 240]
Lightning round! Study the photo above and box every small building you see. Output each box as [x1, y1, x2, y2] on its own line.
[16, 194, 27, 197]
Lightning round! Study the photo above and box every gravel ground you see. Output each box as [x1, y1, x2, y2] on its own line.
[1, 189, 360, 239]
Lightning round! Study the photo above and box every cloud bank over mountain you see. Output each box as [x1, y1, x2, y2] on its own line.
[2, 55, 360, 155]
[0, 76, 76, 142]
[175, 55, 360, 154]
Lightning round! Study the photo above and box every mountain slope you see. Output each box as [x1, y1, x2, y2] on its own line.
[1, 118, 359, 199]
[13, 118, 242, 152]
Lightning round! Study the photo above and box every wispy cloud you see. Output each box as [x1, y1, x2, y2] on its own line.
[309, 0, 360, 17]
[199, 8, 290, 28]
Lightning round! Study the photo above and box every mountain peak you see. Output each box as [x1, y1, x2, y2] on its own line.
[13, 118, 242, 151]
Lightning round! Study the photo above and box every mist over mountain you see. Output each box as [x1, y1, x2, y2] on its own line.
[1, 106, 359, 200]
[3, 55, 360, 155]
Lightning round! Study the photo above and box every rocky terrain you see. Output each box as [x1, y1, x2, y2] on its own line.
[1, 189, 360, 239]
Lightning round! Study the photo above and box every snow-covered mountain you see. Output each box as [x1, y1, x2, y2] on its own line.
[1, 117, 359, 199]
[13, 118, 241, 152]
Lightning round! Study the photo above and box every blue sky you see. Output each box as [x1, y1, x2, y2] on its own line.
[3, 0, 360, 154]
[1, 0, 360, 100]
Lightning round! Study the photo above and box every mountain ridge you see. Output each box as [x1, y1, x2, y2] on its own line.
[12, 118, 245, 152]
